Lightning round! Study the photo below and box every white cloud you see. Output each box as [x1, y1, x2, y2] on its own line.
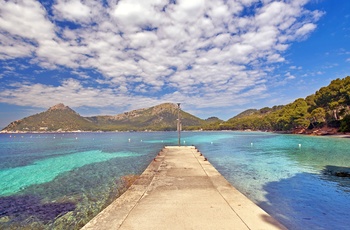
[290, 66, 302, 70]
[53, 0, 91, 21]
[53, 0, 92, 23]
[267, 53, 285, 63]
[0, 0, 323, 114]
[111, 0, 164, 32]
[0, 79, 184, 115]
[0, 34, 34, 59]
[295, 23, 317, 38]
[285, 72, 296, 80]
[0, 0, 55, 40]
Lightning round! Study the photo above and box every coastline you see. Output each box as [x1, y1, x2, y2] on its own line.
[290, 127, 350, 138]
[2, 129, 350, 138]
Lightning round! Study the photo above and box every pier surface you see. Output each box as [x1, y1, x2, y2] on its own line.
[82, 146, 287, 230]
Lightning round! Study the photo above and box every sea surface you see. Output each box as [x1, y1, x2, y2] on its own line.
[0, 132, 349, 229]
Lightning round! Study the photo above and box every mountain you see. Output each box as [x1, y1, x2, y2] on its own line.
[228, 105, 286, 121]
[1, 103, 205, 132]
[230, 109, 259, 119]
[87, 103, 204, 131]
[2, 103, 97, 132]
[204, 117, 223, 123]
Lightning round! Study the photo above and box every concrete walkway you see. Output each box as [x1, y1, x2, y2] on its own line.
[82, 146, 287, 230]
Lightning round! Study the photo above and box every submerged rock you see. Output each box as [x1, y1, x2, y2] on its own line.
[0, 216, 10, 223]
[334, 172, 350, 178]
[323, 165, 350, 178]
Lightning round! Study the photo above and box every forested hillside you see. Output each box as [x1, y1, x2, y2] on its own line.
[205, 76, 350, 133]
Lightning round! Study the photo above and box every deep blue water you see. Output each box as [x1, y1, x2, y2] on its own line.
[0, 132, 349, 229]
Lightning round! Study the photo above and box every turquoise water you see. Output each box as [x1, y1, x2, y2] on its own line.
[0, 150, 140, 196]
[0, 132, 349, 229]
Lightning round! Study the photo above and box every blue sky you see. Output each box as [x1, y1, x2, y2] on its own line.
[0, 0, 349, 129]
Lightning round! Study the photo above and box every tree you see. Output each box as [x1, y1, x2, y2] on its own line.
[314, 76, 350, 122]
[339, 115, 350, 132]
[310, 108, 326, 128]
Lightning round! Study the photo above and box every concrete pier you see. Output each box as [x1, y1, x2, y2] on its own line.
[82, 146, 287, 230]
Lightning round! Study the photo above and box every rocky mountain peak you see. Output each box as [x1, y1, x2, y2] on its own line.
[47, 103, 79, 115]
[48, 103, 70, 111]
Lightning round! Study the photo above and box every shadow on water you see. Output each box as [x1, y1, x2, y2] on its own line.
[0, 194, 75, 223]
[259, 172, 350, 230]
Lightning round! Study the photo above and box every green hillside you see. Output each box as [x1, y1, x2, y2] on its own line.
[218, 76, 350, 133]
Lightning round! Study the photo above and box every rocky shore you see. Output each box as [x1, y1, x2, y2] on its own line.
[292, 127, 350, 137]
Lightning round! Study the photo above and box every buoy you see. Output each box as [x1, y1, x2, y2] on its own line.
[251, 143, 253, 146]
[128, 138, 131, 142]
[298, 144, 301, 148]
[183, 140, 186, 143]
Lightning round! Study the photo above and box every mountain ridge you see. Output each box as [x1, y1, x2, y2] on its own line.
[2, 76, 350, 133]
[1, 103, 204, 132]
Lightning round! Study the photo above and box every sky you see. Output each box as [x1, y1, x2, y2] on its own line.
[0, 0, 349, 129]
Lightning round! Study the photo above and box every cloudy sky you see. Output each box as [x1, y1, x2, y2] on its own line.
[0, 0, 349, 128]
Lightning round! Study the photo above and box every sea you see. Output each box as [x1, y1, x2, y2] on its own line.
[0, 131, 349, 229]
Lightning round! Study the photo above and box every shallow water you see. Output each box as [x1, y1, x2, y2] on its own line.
[0, 132, 349, 229]
[194, 132, 350, 230]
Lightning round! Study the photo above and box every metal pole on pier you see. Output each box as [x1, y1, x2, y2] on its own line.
[177, 103, 181, 146]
